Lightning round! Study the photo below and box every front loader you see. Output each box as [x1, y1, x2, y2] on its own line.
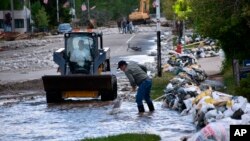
[42, 32, 117, 103]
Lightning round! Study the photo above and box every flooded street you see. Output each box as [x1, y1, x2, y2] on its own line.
[0, 28, 197, 141]
[0, 97, 195, 141]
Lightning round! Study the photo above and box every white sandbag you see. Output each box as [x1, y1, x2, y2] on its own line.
[200, 52, 205, 58]
[200, 103, 215, 113]
[205, 110, 217, 121]
[183, 98, 195, 110]
[241, 114, 250, 124]
[212, 91, 232, 97]
[188, 122, 229, 141]
[205, 110, 224, 123]
[172, 98, 179, 109]
[245, 103, 250, 114]
[212, 91, 220, 100]
[181, 109, 189, 116]
[166, 83, 174, 91]
[218, 117, 243, 125]
[183, 86, 199, 93]
[190, 107, 197, 121]
[223, 109, 234, 118]
[232, 96, 248, 112]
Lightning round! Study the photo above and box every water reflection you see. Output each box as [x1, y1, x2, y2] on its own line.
[0, 97, 195, 141]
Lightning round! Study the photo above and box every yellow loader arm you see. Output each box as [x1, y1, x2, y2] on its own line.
[139, 0, 150, 14]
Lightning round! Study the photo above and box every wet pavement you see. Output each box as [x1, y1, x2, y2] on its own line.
[0, 97, 196, 141]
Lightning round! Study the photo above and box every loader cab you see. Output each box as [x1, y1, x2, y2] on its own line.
[64, 32, 102, 74]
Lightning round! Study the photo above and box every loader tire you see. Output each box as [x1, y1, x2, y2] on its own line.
[46, 91, 63, 103]
[101, 75, 117, 101]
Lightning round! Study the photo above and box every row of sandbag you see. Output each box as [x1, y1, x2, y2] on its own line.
[184, 45, 222, 59]
[161, 49, 249, 130]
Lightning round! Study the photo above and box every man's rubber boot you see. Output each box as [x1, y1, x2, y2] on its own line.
[147, 102, 155, 112]
[138, 105, 145, 113]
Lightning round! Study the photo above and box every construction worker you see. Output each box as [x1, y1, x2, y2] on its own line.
[117, 60, 155, 113]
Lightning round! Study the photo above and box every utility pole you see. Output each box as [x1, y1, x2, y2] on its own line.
[57, 0, 59, 23]
[11, 0, 15, 32]
[87, 0, 90, 20]
[156, 0, 162, 77]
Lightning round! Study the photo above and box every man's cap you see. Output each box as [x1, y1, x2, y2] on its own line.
[117, 60, 127, 69]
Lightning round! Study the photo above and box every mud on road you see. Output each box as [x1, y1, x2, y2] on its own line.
[0, 79, 43, 96]
[0, 36, 62, 104]
[0, 27, 159, 98]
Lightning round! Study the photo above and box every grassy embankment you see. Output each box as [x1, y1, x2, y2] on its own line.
[222, 64, 236, 95]
[151, 72, 174, 100]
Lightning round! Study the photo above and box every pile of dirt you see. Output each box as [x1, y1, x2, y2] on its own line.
[0, 32, 50, 41]
[0, 79, 44, 95]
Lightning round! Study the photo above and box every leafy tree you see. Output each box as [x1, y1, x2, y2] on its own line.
[171, 0, 192, 41]
[173, 0, 191, 20]
[189, 0, 250, 61]
[0, 0, 10, 10]
[31, 1, 42, 27]
[60, 7, 71, 23]
[236, 74, 250, 101]
[0, 0, 23, 10]
[162, 0, 177, 20]
[36, 7, 49, 30]
[30, 0, 69, 26]
[31, 1, 49, 31]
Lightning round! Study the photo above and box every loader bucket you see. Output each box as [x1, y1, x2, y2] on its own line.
[42, 75, 117, 103]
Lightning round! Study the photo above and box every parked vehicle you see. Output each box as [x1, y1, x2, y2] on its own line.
[57, 23, 72, 34]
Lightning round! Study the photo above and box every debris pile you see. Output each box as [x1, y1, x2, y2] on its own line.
[185, 45, 221, 59]
[158, 32, 250, 140]
[0, 38, 63, 51]
[0, 32, 50, 41]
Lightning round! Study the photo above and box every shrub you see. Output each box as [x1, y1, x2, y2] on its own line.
[236, 74, 250, 101]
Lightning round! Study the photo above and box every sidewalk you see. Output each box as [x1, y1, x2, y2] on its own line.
[197, 56, 223, 76]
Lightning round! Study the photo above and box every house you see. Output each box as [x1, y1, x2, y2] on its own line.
[0, 6, 31, 33]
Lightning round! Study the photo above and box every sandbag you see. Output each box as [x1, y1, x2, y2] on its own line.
[188, 122, 229, 141]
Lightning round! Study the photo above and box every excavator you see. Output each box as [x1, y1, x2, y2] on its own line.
[129, 0, 150, 24]
[42, 32, 117, 103]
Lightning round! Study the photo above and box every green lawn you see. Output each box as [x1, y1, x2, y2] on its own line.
[82, 133, 161, 141]
[222, 66, 236, 95]
[222, 63, 250, 101]
[151, 72, 174, 100]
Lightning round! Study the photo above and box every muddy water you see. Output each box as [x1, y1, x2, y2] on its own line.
[0, 97, 195, 141]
